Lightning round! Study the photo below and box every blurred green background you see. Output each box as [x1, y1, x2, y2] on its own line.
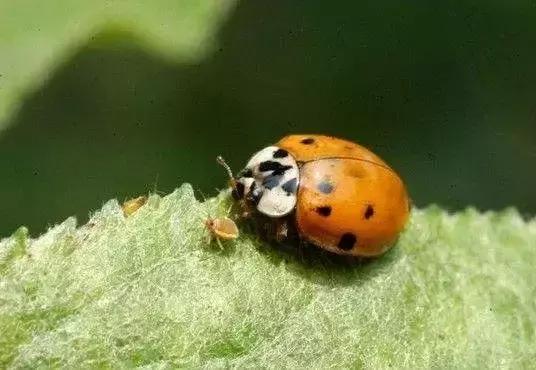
[1, 1, 535, 237]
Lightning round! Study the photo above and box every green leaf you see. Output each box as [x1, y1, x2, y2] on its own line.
[1, 184, 535, 368]
[0, 0, 235, 131]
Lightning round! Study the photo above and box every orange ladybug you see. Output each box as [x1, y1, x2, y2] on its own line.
[218, 135, 410, 257]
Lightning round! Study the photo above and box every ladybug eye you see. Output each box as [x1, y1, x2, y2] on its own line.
[232, 182, 245, 200]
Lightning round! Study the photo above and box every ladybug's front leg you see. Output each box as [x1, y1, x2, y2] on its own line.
[231, 199, 254, 220]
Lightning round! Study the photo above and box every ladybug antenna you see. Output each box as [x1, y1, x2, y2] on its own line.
[217, 156, 234, 179]
[216, 156, 237, 188]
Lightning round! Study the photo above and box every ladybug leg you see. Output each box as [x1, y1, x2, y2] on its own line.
[275, 219, 288, 242]
[297, 238, 308, 261]
[234, 199, 253, 220]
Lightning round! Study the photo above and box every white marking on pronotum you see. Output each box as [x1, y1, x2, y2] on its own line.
[237, 146, 300, 217]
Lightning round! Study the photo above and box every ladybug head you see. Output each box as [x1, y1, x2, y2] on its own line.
[220, 146, 300, 218]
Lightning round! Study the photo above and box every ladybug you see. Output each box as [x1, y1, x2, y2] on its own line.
[218, 135, 409, 257]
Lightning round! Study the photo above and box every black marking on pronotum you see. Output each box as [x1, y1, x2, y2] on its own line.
[338, 233, 357, 250]
[364, 205, 374, 219]
[273, 148, 289, 158]
[315, 206, 332, 217]
[272, 167, 292, 176]
[317, 181, 334, 194]
[300, 137, 315, 145]
[281, 178, 298, 195]
[258, 161, 292, 176]
[262, 174, 283, 190]
[232, 181, 245, 200]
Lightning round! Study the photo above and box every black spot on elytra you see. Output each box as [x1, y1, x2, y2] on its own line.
[315, 206, 332, 217]
[281, 178, 298, 194]
[262, 174, 283, 190]
[232, 181, 245, 199]
[364, 205, 374, 219]
[317, 181, 334, 194]
[300, 137, 315, 145]
[259, 161, 292, 176]
[338, 233, 357, 250]
[273, 148, 288, 158]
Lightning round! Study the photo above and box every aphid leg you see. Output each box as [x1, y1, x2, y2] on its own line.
[205, 227, 212, 245]
[226, 203, 234, 216]
[216, 237, 224, 250]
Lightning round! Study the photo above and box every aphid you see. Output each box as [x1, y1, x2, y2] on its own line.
[122, 196, 147, 217]
[198, 187, 239, 250]
[204, 216, 239, 249]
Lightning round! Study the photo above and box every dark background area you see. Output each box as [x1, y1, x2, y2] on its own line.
[1, 2, 535, 236]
